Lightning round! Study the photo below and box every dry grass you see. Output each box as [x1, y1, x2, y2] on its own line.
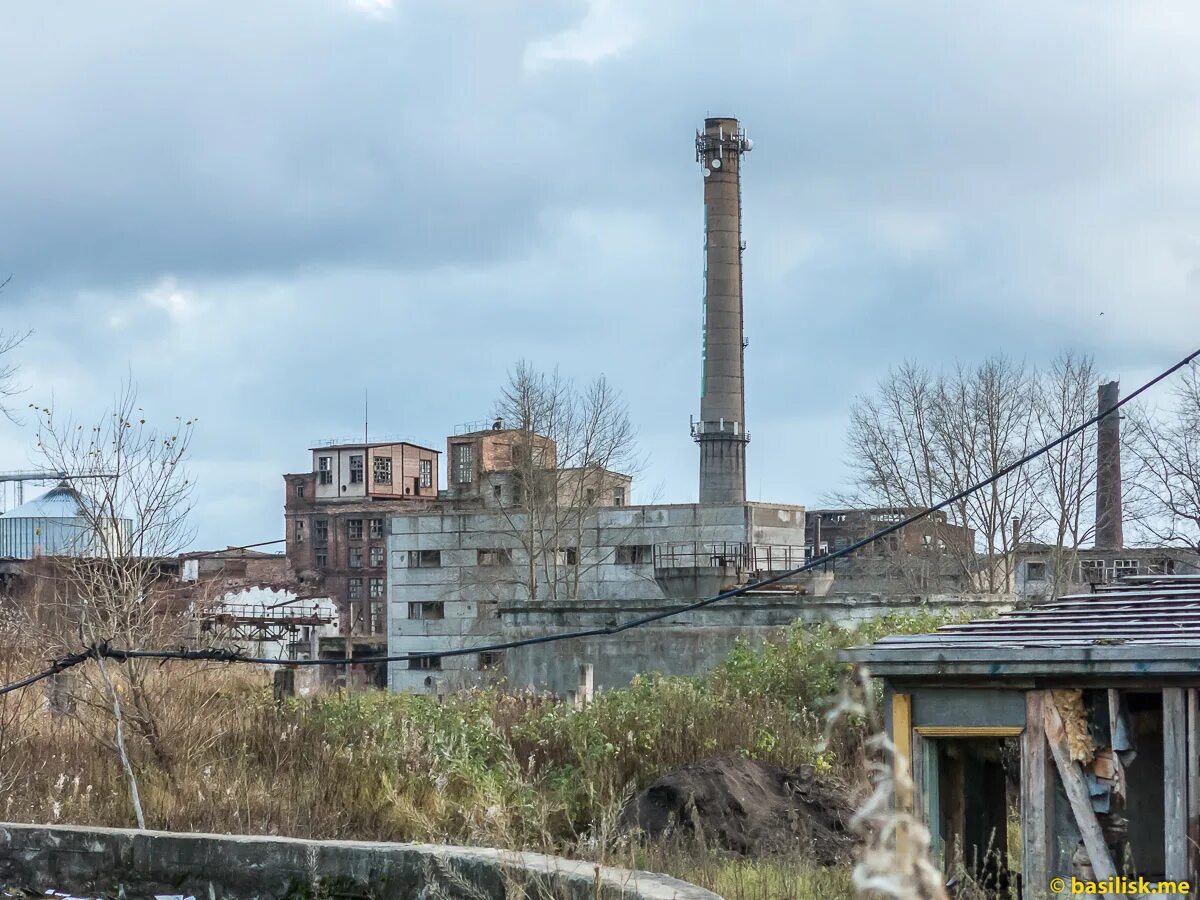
[0, 614, 963, 898]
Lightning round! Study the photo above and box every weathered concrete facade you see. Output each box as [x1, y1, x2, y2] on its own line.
[0, 823, 717, 900]
[387, 501, 809, 694]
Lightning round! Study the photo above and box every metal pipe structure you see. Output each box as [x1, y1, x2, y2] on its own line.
[692, 116, 752, 504]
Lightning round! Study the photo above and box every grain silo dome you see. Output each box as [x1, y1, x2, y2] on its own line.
[0, 482, 123, 559]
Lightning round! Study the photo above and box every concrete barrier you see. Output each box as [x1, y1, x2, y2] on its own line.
[0, 823, 720, 900]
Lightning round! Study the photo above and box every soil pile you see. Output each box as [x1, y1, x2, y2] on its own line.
[619, 756, 857, 864]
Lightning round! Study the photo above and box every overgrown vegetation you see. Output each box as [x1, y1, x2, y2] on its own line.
[0, 612, 959, 895]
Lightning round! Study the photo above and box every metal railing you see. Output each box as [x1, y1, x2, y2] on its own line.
[652, 542, 824, 574]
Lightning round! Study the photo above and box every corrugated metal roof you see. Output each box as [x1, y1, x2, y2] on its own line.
[843, 575, 1200, 678]
[0, 483, 87, 519]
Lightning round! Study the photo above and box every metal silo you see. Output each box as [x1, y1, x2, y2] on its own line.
[0, 482, 128, 559]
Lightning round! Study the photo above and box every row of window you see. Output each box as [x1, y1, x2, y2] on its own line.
[405, 651, 504, 672]
[298, 518, 386, 543]
[1024, 558, 1177, 582]
[312, 545, 386, 569]
[403, 545, 650, 568]
[347, 577, 385, 600]
[316, 455, 434, 488]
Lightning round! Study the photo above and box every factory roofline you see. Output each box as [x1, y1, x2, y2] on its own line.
[308, 440, 440, 454]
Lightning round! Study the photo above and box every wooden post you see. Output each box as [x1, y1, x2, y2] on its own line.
[1023, 691, 1053, 899]
[1044, 695, 1119, 890]
[273, 668, 296, 704]
[577, 664, 594, 707]
[1188, 689, 1200, 897]
[1164, 688, 1188, 882]
[892, 692, 913, 860]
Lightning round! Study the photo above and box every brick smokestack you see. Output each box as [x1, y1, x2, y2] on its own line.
[693, 116, 752, 504]
[1095, 380, 1123, 550]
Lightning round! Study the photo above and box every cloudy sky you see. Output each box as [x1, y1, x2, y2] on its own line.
[2, 1, 1199, 549]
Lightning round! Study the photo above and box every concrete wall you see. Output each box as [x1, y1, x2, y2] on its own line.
[496, 592, 1012, 695]
[1013, 547, 1200, 602]
[386, 501, 809, 694]
[0, 823, 717, 900]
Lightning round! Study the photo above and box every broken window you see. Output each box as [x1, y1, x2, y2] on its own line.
[369, 518, 385, 539]
[314, 520, 328, 543]
[585, 488, 596, 504]
[408, 601, 444, 619]
[349, 455, 364, 484]
[407, 549, 442, 568]
[616, 545, 649, 565]
[315, 549, 327, 568]
[296, 483, 306, 498]
[318, 456, 333, 485]
[1113, 558, 1139, 579]
[452, 443, 474, 484]
[347, 519, 363, 540]
[373, 456, 392, 485]
[493, 484, 503, 503]
[294, 520, 304, 542]
[1025, 561, 1046, 581]
[1147, 557, 1177, 575]
[369, 546, 385, 567]
[479, 651, 504, 670]
[408, 655, 441, 670]
[348, 578, 363, 600]
[1079, 559, 1106, 583]
[368, 577, 384, 599]
[613, 486, 625, 506]
[554, 547, 578, 566]
[349, 547, 363, 568]
[477, 548, 511, 566]
[419, 458, 433, 488]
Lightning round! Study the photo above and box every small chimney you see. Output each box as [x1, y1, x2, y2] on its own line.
[1095, 380, 1123, 550]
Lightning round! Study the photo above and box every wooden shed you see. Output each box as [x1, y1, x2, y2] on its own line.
[843, 575, 1200, 898]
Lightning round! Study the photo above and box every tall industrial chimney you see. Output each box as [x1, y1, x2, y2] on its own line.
[693, 116, 752, 505]
[1095, 380, 1124, 550]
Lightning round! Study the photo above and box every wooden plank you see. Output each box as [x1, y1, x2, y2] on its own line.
[1165, 688, 1189, 881]
[914, 726, 1024, 738]
[892, 692, 913, 811]
[1022, 691, 1052, 900]
[1187, 689, 1200, 897]
[1044, 695, 1118, 892]
[892, 692, 913, 861]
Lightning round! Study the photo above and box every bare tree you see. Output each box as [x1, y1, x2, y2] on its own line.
[26, 381, 199, 828]
[1027, 352, 1098, 596]
[845, 356, 1039, 593]
[481, 362, 642, 603]
[0, 274, 31, 423]
[1124, 363, 1200, 550]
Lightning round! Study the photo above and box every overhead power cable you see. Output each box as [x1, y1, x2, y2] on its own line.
[2, 347, 1198, 694]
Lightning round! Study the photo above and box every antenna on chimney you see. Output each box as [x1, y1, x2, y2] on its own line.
[364, 389, 369, 446]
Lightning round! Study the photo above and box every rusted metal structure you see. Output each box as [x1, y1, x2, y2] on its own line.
[845, 575, 1200, 896]
[202, 601, 334, 644]
[692, 116, 752, 505]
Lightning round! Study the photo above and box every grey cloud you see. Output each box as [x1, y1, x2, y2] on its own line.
[2, 1, 1200, 547]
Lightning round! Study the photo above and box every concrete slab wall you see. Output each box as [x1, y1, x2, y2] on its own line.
[0, 823, 719, 900]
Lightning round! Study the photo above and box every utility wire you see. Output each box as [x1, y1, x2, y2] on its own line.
[3, 347, 1198, 693]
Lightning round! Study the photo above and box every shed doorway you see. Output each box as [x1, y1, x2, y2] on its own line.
[917, 734, 1021, 898]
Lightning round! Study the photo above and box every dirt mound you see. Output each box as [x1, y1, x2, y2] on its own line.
[619, 756, 857, 864]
